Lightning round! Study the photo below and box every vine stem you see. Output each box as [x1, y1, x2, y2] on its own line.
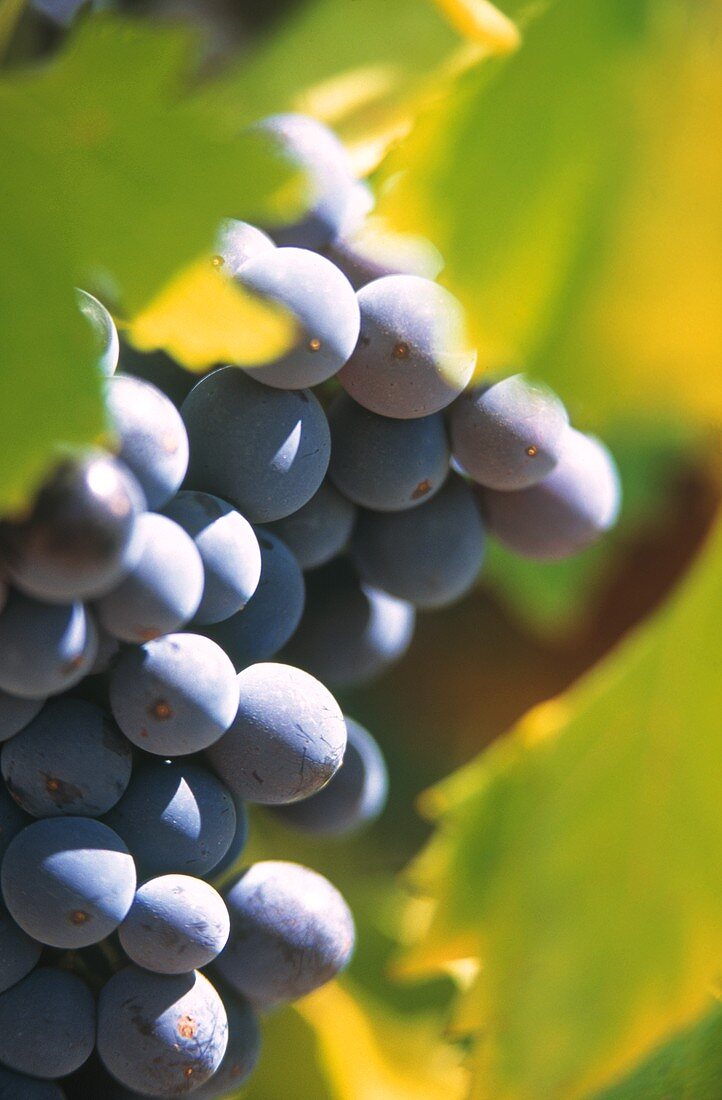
[0, 0, 28, 64]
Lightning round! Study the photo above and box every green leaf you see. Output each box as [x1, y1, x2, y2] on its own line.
[0, 13, 294, 511]
[406, 506, 722, 1098]
[593, 1002, 722, 1100]
[376, 0, 722, 427]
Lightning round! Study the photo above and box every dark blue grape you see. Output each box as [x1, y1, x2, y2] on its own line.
[118, 343, 197, 410]
[0, 1064, 66, 1098]
[352, 475, 485, 608]
[272, 717, 387, 837]
[216, 861, 354, 1008]
[88, 622, 120, 675]
[109, 633, 239, 757]
[119, 874, 229, 975]
[97, 967, 227, 1097]
[0, 784, 31, 861]
[1, 698, 132, 818]
[162, 491, 261, 625]
[104, 759, 236, 878]
[204, 528, 304, 669]
[76, 288, 118, 378]
[338, 274, 476, 418]
[181, 367, 330, 523]
[449, 373, 569, 490]
[265, 481, 355, 570]
[106, 375, 189, 510]
[328, 392, 449, 511]
[1, 817, 136, 948]
[215, 219, 275, 278]
[282, 558, 415, 687]
[0, 593, 97, 699]
[188, 995, 260, 1098]
[0, 452, 144, 603]
[0, 690, 43, 743]
[323, 223, 444, 291]
[0, 968, 95, 1078]
[238, 248, 359, 389]
[95, 514, 204, 643]
[208, 799, 248, 883]
[481, 428, 622, 559]
[0, 903, 42, 994]
[252, 113, 357, 249]
[208, 662, 345, 805]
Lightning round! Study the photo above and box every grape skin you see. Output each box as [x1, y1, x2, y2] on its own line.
[181, 367, 331, 524]
[109, 633, 239, 756]
[215, 219, 275, 278]
[208, 798, 249, 882]
[0, 1064, 67, 1097]
[0, 968, 95, 1079]
[1, 697, 133, 817]
[95, 514, 204, 643]
[272, 717, 388, 837]
[0, 689, 44, 743]
[106, 375, 189, 510]
[238, 248, 360, 389]
[0, 903, 42, 995]
[481, 428, 622, 560]
[207, 662, 346, 806]
[0, 784, 31, 860]
[162, 491, 262, 625]
[76, 288, 119, 378]
[282, 558, 415, 688]
[352, 475, 486, 609]
[1, 817, 136, 949]
[203, 528, 305, 670]
[338, 274, 476, 419]
[252, 113, 357, 250]
[119, 874, 230, 975]
[97, 967, 228, 1098]
[215, 861, 354, 1009]
[328, 391, 450, 511]
[188, 994, 260, 1098]
[0, 452, 145, 603]
[104, 760, 237, 879]
[449, 374, 569, 490]
[265, 480, 356, 570]
[0, 593, 97, 700]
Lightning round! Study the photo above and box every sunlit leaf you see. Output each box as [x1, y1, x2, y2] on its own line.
[432, 0, 520, 52]
[406, 505, 722, 1098]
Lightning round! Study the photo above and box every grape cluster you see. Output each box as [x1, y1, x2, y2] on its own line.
[0, 112, 620, 1097]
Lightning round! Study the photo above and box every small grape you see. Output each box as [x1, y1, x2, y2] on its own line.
[215, 861, 354, 1008]
[76, 288, 119, 377]
[338, 275, 476, 418]
[0, 689, 44, 743]
[109, 633, 239, 756]
[0, 593, 97, 700]
[182, 367, 331, 523]
[215, 219, 275, 277]
[0, 968, 95, 1079]
[119, 874, 229, 974]
[95, 513, 204, 643]
[0, 903, 43, 995]
[207, 662, 346, 805]
[188, 995, 260, 1098]
[266, 480, 356, 570]
[0, 1065, 67, 1097]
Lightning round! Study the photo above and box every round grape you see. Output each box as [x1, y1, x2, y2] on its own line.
[338, 275, 476, 418]
[0, 968, 94, 1079]
[449, 374, 569, 490]
[1, 697, 132, 817]
[188, 994, 260, 1098]
[106, 375, 189, 510]
[0, 903, 42, 994]
[0, 1065, 67, 1097]
[95, 514, 204, 643]
[266, 480, 356, 570]
[216, 861, 354, 1008]
[109, 633, 239, 756]
[352, 475, 485, 608]
[119, 874, 229, 974]
[0, 784, 31, 861]
[328, 391, 450, 511]
[272, 717, 388, 837]
[282, 558, 415, 687]
[97, 967, 227, 1097]
[323, 223, 444, 291]
[76, 288, 119, 377]
[215, 218, 275, 277]
[209, 798, 248, 882]
[162, 491, 261, 625]
[0, 451, 144, 603]
[181, 367, 330, 523]
[0, 689, 44, 743]
[2, 817, 136, 948]
[204, 528, 304, 669]
[238, 248, 359, 389]
[0, 593, 97, 699]
[104, 759, 236, 878]
[208, 662, 346, 805]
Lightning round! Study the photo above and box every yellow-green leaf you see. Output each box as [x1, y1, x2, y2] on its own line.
[406, 501, 722, 1098]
